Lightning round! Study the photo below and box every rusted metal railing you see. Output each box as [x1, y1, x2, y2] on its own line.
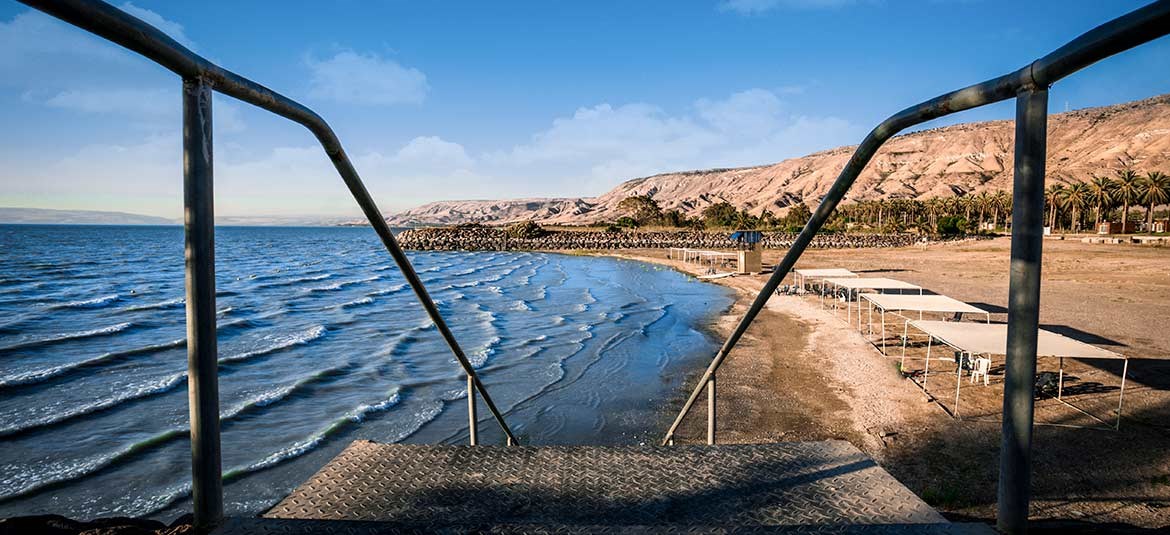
[16, 0, 520, 528]
[660, 2, 1170, 533]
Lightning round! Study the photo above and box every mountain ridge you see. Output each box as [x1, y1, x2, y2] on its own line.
[386, 94, 1170, 226]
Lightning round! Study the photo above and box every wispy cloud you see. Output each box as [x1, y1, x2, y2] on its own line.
[306, 50, 428, 105]
[118, 2, 196, 49]
[44, 88, 173, 116]
[719, 0, 860, 15]
[482, 88, 859, 194]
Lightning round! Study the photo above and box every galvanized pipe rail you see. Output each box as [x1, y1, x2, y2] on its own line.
[661, 2, 1170, 533]
[16, 0, 519, 528]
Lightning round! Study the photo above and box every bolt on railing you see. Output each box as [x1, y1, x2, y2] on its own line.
[660, 2, 1170, 533]
[17, 0, 521, 529]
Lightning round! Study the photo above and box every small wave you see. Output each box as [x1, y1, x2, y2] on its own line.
[369, 283, 408, 297]
[219, 325, 327, 364]
[0, 372, 185, 438]
[0, 337, 184, 389]
[123, 297, 184, 312]
[256, 273, 333, 290]
[223, 389, 402, 479]
[467, 336, 502, 368]
[0, 363, 357, 502]
[309, 276, 377, 293]
[0, 322, 135, 353]
[511, 300, 532, 312]
[51, 294, 120, 310]
[337, 296, 374, 309]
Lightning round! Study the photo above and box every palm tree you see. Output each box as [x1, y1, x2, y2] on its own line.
[975, 191, 992, 230]
[1114, 169, 1143, 231]
[1045, 184, 1066, 231]
[1140, 171, 1170, 233]
[1086, 175, 1115, 229]
[992, 190, 1011, 230]
[958, 195, 973, 221]
[1060, 182, 1091, 233]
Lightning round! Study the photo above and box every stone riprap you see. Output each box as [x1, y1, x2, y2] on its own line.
[396, 227, 926, 251]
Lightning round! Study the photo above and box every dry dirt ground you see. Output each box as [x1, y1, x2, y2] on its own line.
[603, 237, 1170, 532]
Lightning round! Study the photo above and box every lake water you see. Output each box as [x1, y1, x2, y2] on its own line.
[0, 225, 733, 520]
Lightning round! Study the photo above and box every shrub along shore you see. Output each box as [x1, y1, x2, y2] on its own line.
[396, 226, 926, 251]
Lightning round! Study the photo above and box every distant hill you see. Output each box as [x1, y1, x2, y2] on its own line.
[0, 207, 174, 225]
[386, 93, 1170, 226]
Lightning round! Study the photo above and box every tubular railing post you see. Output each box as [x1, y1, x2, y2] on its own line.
[706, 375, 716, 445]
[182, 76, 223, 529]
[997, 86, 1048, 535]
[467, 374, 478, 446]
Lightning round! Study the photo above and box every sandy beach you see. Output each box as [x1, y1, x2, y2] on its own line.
[602, 237, 1170, 530]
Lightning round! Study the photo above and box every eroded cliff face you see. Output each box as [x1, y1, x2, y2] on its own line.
[386, 94, 1170, 227]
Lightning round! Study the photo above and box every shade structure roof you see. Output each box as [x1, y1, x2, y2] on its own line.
[909, 320, 1125, 359]
[793, 268, 858, 279]
[861, 294, 988, 315]
[822, 277, 921, 291]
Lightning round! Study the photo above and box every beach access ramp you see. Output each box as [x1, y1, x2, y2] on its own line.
[212, 440, 992, 533]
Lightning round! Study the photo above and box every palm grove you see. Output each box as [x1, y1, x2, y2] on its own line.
[614, 169, 1170, 235]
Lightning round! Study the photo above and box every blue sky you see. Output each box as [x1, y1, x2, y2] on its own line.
[1, 0, 1168, 219]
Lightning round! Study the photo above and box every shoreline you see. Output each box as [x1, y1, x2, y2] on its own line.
[587, 249, 916, 450]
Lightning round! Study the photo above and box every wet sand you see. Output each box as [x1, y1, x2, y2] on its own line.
[601, 237, 1170, 530]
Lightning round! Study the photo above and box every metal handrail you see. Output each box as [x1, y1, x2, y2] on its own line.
[660, 2, 1170, 531]
[17, 0, 519, 527]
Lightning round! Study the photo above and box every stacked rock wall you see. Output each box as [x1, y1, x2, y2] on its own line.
[396, 228, 926, 251]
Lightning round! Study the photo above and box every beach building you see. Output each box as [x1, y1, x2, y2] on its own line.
[1099, 221, 1139, 234]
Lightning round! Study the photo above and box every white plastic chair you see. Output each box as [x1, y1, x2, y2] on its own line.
[970, 356, 991, 386]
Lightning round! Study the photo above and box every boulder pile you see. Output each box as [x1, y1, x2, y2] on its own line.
[396, 227, 925, 251]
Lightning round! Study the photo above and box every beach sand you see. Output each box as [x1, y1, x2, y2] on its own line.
[601, 237, 1170, 530]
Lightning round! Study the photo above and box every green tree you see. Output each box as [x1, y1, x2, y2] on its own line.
[616, 195, 662, 225]
[1045, 184, 1066, 231]
[991, 190, 1010, 230]
[1060, 181, 1090, 233]
[784, 203, 812, 229]
[1086, 175, 1115, 228]
[1140, 171, 1170, 233]
[1114, 169, 1142, 227]
[701, 202, 739, 228]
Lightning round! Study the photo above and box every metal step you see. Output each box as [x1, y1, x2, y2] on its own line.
[214, 440, 993, 533]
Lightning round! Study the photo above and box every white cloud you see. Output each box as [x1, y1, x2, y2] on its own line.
[307, 51, 428, 105]
[45, 88, 173, 116]
[484, 88, 859, 193]
[719, 0, 859, 15]
[0, 11, 137, 88]
[696, 88, 784, 136]
[118, 2, 196, 50]
[4, 88, 858, 217]
[390, 136, 473, 168]
[36, 89, 244, 132]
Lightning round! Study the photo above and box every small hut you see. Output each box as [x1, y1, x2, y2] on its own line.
[729, 230, 763, 274]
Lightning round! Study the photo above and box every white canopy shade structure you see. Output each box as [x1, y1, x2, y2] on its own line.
[820, 277, 923, 325]
[793, 268, 857, 288]
[906, 320, 1128, 429]
[668, 248, 738, 272]
[860, 294, 991, 354]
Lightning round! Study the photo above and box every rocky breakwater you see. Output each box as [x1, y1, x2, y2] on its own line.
[396, 225, 923, 251]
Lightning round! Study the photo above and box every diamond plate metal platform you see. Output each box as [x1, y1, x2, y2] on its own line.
[214, 440, 994, 534]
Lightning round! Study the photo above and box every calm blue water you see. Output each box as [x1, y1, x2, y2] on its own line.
[0, 225, 733, 520]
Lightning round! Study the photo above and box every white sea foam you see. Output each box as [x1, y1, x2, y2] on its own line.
[219, 325, 327, 364]
[53, 294, 120, 310]
[0, 321, 134, 353]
